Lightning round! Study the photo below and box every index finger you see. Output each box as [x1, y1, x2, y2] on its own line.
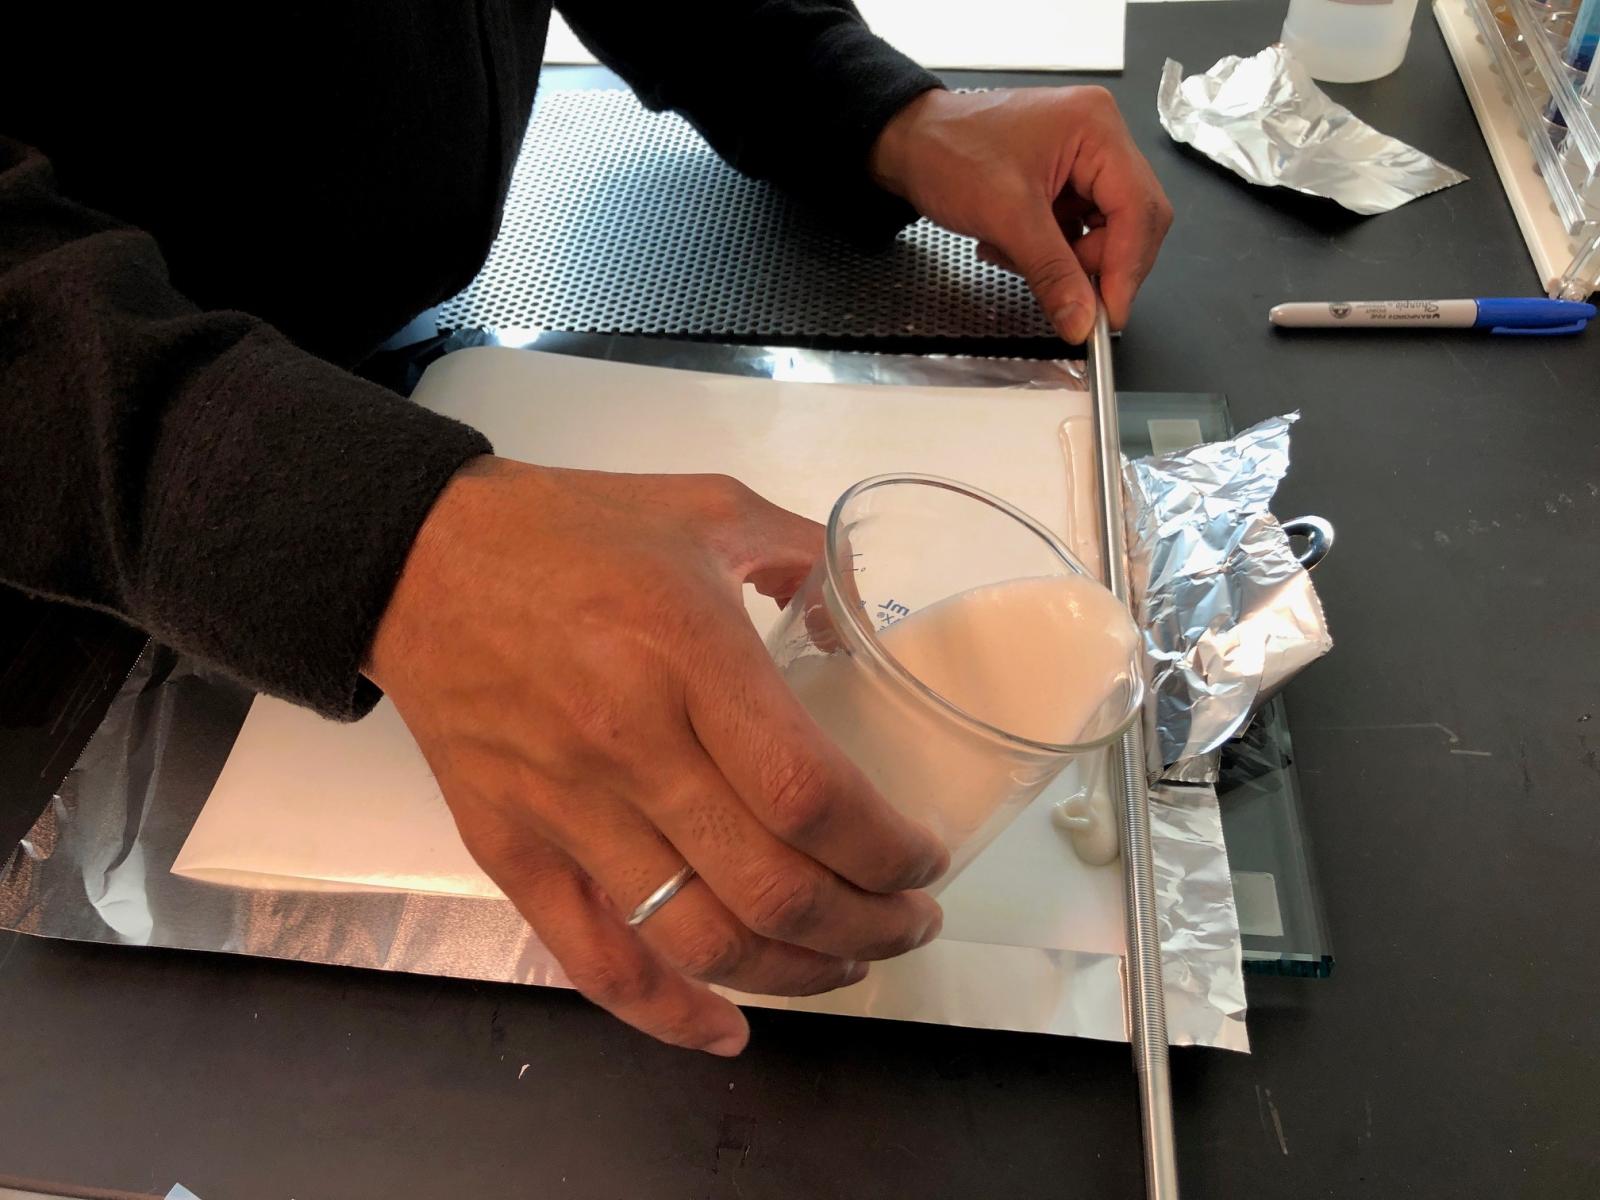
[1078, 131, 1173, 328]
[681, 601, 949, 895]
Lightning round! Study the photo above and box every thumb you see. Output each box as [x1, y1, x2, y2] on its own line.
[996, 208, 1098, 344]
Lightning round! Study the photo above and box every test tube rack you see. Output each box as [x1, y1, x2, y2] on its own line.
[1435, 0, 1600, 297]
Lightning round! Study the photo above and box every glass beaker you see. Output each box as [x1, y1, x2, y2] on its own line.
[766, 475, 1144, 892]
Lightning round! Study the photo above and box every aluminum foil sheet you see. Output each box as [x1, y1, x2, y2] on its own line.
[443, 327, 1090, 390]
[0, 646, 1245, 1049]
[1157, 45, 1468, 215]
[0, 335, 1246, 1052]
[1126, 414, 1333, 781]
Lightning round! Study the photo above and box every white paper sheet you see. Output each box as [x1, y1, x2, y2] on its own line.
[545, 0, 1127, 73]
[177, 350, 1121, 954]
[173, 350, 1248, 1048]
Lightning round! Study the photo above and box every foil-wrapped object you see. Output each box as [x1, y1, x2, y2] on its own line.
[1157, 45, 1467, 215]
[1125, 414, 1333, 781]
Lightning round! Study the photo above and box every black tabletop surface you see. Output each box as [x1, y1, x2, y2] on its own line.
[4, 2, 1597, 1197]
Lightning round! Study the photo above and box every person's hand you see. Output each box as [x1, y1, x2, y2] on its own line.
[366, 458, 948, 1055]
[869, 86, 1174, 344]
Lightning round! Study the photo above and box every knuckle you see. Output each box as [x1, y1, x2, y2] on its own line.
[1071, 84, 1116, 114]
[799, 962, 858, 997]
[452, 797, 559, 879]
[1028, 258, 1085, 297]
[565, 951, 652, 1011]
[672, 921, 748, 982]
[691, 473, 754, 520]
[554, 685, 628, 753]
[745, 868, 825, 940]
[763, 753, 834, 842]
[720, 473, 757, 503]
[458, 820, 538, 878]
[989, 176, 1034, 212]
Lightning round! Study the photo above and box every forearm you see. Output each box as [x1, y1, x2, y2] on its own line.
[555, 0, 940, 240]
[0, 136, 490, 718]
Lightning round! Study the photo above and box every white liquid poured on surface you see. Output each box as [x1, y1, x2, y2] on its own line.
[783, 575, 1138, 887]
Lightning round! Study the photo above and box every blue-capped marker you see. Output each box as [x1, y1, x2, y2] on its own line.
[1269, 297, 1596, 336]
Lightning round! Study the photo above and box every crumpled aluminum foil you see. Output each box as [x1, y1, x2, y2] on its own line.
[1126, 414, 1332, 782]
[1157, 45, 1467, 215]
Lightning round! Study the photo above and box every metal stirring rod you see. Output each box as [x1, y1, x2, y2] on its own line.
[1086, 301, 1181, 1200]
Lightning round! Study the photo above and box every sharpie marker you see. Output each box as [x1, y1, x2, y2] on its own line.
[1269, 297, 1596, 336]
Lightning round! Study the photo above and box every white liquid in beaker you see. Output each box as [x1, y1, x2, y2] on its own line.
[782, 575, 1139, 882]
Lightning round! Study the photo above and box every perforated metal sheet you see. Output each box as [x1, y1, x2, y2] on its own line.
[437, 89, 1057, 339]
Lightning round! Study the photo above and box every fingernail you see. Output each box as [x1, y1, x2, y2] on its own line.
[844, 961, 868, 985]
[911, 907, 944, 950]
[1053, 303, 1089, 344]
[706, 1031, 748, 1057]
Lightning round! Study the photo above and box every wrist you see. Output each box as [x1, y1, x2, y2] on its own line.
[868, 86, 948, 201]
[364, 453, 525, 692]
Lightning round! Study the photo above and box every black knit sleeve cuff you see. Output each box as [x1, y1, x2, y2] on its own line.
[803, 20, 942, 242]
[137, 330, 491, 720]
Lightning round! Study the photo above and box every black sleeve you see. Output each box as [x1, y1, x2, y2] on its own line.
[554, 0, 941, 242]
[0, 136, 492, 720]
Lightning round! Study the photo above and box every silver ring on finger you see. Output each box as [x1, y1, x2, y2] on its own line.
[625, 864, 698, 928]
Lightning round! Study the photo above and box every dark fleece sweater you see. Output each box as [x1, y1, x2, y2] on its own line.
[0, 2, 937, 718]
